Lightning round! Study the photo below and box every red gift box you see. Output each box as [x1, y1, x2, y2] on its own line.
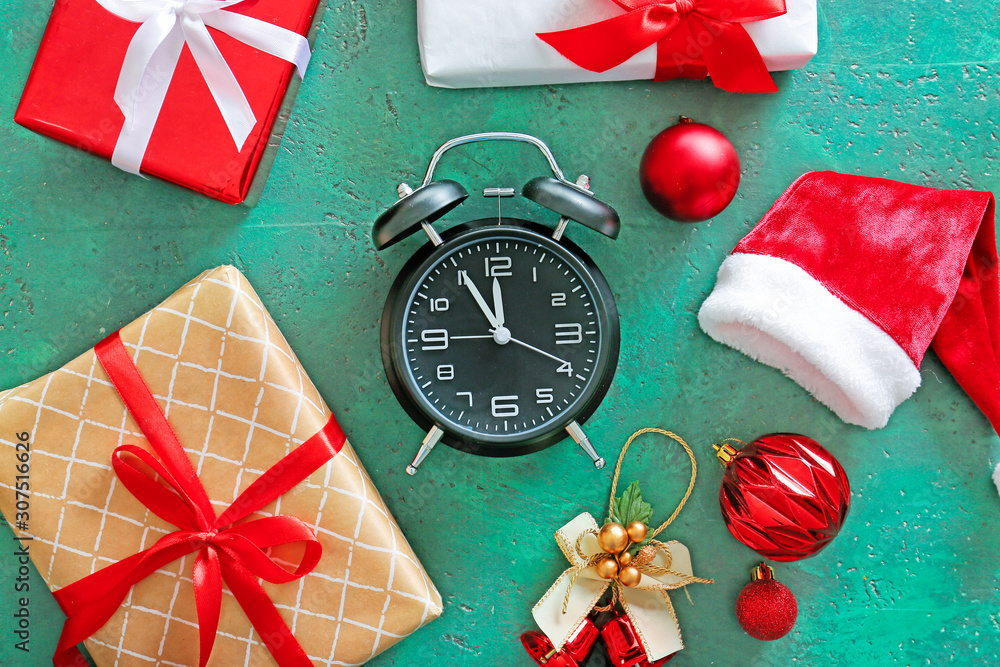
[15, 0, 322, 204]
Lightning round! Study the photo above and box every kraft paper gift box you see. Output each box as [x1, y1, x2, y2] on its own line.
[417, 0, 818, 91]
[0, 266, 442, 666]
[15, 0, 325, 205]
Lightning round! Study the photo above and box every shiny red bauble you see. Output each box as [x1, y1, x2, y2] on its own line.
[639, 117, 740, 222]
[601, 614, 674, 667]
[716, 433, 850, 562]
[736, 564, 798, 640]
[521, 617, 600, 667]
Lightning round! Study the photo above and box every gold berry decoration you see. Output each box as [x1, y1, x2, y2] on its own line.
[595, 555, 620, 580]
[598, 482, 659, 588]
[597, 523, 630, 554]
[618, 565, 642, 588]
[626, 521, 648, 543]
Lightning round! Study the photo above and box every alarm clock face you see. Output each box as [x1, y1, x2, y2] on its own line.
[381, 219, 619, 456]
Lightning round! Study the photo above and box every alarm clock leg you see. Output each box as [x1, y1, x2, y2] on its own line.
[407, 425, 445, 475]
[566, 421, 606, 469]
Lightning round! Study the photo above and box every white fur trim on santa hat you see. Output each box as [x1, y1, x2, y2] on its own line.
[698, 253, 922, 429]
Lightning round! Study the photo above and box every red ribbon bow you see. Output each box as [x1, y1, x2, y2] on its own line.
[52, 332, 346, 667]
[537, 0, 788, 93]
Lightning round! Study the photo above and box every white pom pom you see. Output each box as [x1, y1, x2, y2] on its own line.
[993, 462, 1000, 497]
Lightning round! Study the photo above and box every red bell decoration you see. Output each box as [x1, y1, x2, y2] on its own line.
[639, 117, 740, 223]
[521, 617, 600, 667]
[736, 563, 798, 640]
[601, 613, 675, 667]
[715, 434, 851, 561]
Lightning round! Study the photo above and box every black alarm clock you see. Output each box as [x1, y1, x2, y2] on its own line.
[373, 133, 621, 474]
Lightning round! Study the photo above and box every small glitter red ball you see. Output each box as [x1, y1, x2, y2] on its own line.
[736, 568, 798, 641]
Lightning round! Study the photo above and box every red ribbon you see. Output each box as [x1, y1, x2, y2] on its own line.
[52, 332, 346, 667]
[537, 0, 788, 93]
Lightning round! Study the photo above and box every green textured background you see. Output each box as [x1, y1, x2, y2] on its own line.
[2, 0, 1000, 665]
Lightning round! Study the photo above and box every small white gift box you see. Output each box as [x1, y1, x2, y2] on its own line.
[417, 0, 817, 90]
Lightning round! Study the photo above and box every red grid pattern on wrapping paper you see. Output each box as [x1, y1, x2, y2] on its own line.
[0, 270, 439, 666]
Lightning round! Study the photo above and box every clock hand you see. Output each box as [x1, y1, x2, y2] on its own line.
[502, 335, 571, 366]
[462, 274, 500, 328]
[450, 334, 495, 340]
[492, 277, 505, 327]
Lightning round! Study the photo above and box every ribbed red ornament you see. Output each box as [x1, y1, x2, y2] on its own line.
[716, 433, 850, 561]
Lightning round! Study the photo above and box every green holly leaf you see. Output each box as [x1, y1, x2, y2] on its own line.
[608, 481, 654, 528]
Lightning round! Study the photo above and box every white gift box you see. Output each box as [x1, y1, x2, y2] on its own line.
[417, 0, 817, 89]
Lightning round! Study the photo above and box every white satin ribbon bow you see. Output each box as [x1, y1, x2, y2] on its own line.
[96, 0, 311, 174]
[532, 513, 697, 662]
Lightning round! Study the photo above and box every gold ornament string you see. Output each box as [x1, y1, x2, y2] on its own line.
[608, 428, 698, 540]
[562, 428, 714, 614]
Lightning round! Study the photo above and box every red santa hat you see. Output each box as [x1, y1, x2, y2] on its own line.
[698, 171, 1000, 436]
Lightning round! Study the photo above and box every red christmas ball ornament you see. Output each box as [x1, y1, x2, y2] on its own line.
[639, 117, 740, 223]
[715, 433, 850, 561]
[736, 563, 798, 640]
